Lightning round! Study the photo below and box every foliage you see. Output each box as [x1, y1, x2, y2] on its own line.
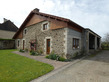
[19, 49, 25, 53]
[46, 52, 66, 62]
[102, 33, 109, 50]
[58, 57, 66, 61]
[37, 49, 43, 55]
[25, 48, 28, 52]
[0, 49, 54, 82]
[30, 51, 39, 56]
[101, 42, 109, 50]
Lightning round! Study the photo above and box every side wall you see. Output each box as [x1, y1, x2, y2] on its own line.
[65, 28, 82, 58]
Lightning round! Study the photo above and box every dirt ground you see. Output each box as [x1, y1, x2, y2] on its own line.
[42, 50, 109, 82]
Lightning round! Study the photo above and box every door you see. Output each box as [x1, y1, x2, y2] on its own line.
[23, 40, 25, 50]
[46, 39, 50, 54]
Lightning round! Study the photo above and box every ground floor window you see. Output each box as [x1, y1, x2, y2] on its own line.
[17, 40, 19, 47]
[73, 38, 79, 49]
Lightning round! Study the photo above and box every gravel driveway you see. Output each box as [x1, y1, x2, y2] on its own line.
[42, 50, 109, 82]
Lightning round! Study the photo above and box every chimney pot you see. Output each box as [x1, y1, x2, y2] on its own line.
[33, 8, 39, 12]
[3, 18, 8, 23]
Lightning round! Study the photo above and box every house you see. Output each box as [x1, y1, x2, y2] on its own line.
[0, 18, 18, 39]
[13, 8, 101, 59]
[0, 18, 18, 49]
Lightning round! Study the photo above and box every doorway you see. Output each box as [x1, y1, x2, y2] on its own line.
[46, 39, 50, 54]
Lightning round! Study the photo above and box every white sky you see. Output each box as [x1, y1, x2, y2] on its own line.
[0, 0, 109, 38]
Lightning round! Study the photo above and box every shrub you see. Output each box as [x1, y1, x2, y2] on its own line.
[58, 57, 66, 61]
[30, 51, 39, 56]
[19, 49, 25, 53]
[37, 49, 43, 55]
[46, 55, 49, 59]
[25, 49, 28, 52]
[46, 53, 66, 62]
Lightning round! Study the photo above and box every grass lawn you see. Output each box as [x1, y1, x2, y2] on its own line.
[0, 49, 54, 82]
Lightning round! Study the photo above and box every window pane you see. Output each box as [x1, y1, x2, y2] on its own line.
[73, 38, 79, 49]
[43, 23, 48, 30]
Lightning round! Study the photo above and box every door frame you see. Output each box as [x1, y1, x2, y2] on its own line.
[45, 37, 52, 54]
[46, 39, 50, 54]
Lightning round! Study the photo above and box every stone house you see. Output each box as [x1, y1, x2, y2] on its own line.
[13, 8, 101, 58]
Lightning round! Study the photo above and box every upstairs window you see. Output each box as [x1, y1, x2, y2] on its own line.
[24, 29, 27, 34]
[24, 28, 27, 35]
[43, 23, 48, 30]
[73, 38, 79, 49]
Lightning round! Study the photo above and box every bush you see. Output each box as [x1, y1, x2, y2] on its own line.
[58, 57, 66, 61]
[37, 49, 43, 55]
[46, 55, 49, 59]
[30, 51, 39, 56]
[46, 53, 66, 62]
[19, 49, 25, 53]
[25, 49, 28, 52]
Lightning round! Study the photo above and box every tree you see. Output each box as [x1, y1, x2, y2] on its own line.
[102, 33, 109, 49]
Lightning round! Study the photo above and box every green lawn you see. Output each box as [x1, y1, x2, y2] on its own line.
[0, 50, 54, 82]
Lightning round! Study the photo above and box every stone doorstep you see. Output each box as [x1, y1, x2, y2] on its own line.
[31, 56, 86, 82]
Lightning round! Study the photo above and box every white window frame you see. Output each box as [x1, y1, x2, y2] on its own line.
[23, 28, 27, 35]
[41, 21, 49, 31]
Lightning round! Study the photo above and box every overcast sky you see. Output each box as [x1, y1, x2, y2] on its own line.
[0, 0, 109, 38]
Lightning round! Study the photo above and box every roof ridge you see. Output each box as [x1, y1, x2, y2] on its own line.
[32, 11, 70, 22]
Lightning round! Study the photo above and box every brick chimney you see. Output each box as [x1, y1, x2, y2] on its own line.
[33, 8, 40, 12]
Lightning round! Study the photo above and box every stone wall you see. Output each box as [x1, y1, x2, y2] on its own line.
[0, 30, 16, 39]
[0, 40, 15, 49]
[16, 21, 65, 56]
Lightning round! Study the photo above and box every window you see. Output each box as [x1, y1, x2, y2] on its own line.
[18, 40, 19, 47]
[73, 38, 79, 49]
[24, 28, 27, 34]
[43, 23, 48, 30]
[24, 29, 26, 34]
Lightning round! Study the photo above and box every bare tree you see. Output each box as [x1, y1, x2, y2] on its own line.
[103, 33, 109, 47]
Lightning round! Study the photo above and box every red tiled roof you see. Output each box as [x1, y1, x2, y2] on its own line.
[13, 9, 84, 39]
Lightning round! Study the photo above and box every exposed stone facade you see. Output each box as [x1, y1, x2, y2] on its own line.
[16, 21, 65, 56]
[16, 21, 101, 59]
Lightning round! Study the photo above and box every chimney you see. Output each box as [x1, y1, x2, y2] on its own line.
[3, 18, 8, 22]
[33, 8, 39, 12]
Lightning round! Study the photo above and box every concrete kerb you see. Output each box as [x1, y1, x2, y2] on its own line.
[31, 56, 86, 82]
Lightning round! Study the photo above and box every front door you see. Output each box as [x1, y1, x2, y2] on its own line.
[23, 40, 25, 50]
[46, 39, 50, 54]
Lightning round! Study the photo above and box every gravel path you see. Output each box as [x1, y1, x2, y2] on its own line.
[13, 51, 70, 70]
[41, 50, 109, 82]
